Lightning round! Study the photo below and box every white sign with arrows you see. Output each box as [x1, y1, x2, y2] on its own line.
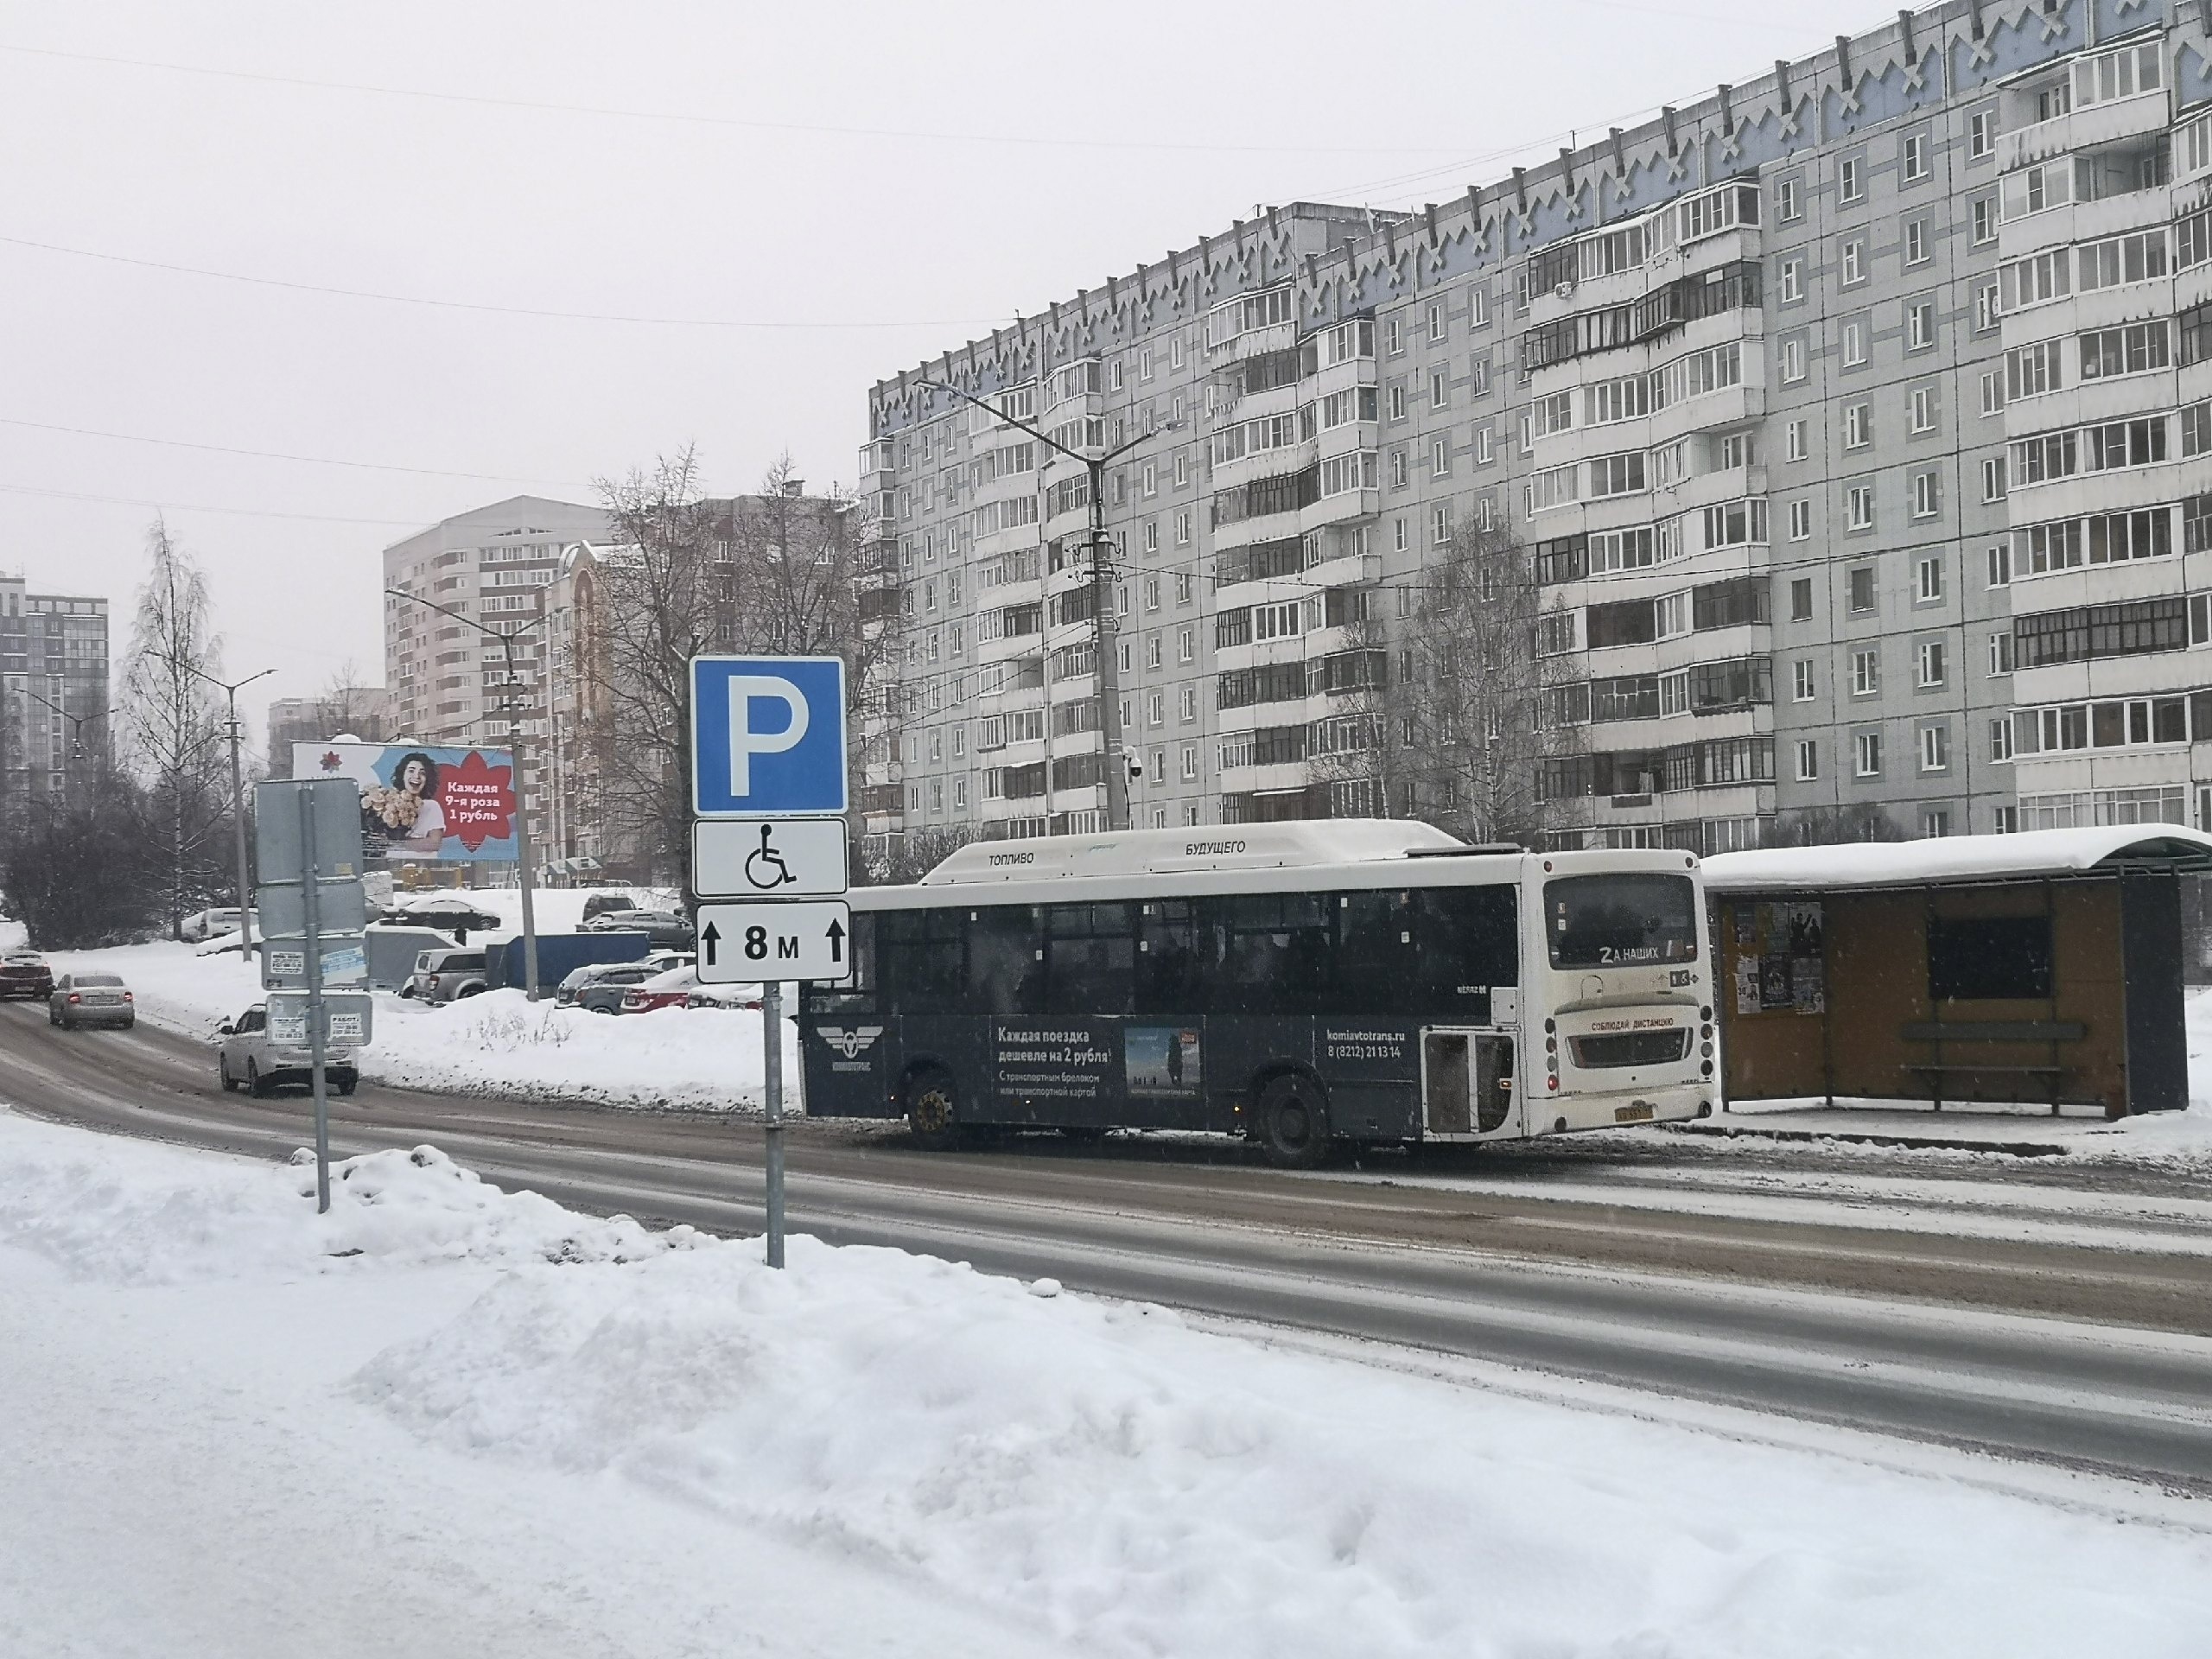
[694, 899, 854, 983]
[692, 817, 849, 899]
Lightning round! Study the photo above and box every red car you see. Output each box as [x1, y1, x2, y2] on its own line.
[1, 952, 54, 1001]
[619, 964, 703, 1014]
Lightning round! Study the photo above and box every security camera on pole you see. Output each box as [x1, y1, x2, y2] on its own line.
[690, 655, 851, 1269]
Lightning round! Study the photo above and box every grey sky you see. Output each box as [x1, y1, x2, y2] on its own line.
[0, 0, 1875, 739]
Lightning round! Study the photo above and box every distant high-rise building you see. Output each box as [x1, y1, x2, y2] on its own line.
[865, 1, 2212, 851]
[0, 574, 111, 815]
[265, 687, 397, 777]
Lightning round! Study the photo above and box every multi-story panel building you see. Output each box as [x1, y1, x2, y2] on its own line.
[0, 575, 111, 813]
[866, 0, 2212, 851]
[265, 687, 396, 776]
[382, 495, 613, 849]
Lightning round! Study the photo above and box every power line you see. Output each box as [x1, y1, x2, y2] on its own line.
[0, 41, 1474, 159]
[0, 233, 1020, 330]
[0, 480, 429, 527]
[0, 415, 585, 486]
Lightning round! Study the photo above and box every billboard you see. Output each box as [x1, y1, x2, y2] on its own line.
[291, 741, 518, 862]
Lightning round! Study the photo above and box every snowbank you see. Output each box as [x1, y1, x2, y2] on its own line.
[3, 1109, 2209, 1658]
[51, 938, 796, 1112]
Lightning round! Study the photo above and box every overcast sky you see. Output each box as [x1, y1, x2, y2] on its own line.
[1, 0, 1878, 741]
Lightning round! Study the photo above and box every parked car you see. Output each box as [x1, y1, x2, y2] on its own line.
[404, 947, 488, 1003]
[686, 981, 765, 1012]
[581, 891, 651, 924]
[1, 950, 54, 1001]
[215, 1003, 358, 1096]
[48, 972, 135, 1029]
[582, 908, 695, 949]
[558, 952, 690, 1012]
[364, 925, 459, 991]
[179, 906, 253, 944]
[619, 963, 705, 1014]
[386, 896, 503, 941]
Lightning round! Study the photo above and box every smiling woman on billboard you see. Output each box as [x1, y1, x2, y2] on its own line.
[365, 752, 448, 855]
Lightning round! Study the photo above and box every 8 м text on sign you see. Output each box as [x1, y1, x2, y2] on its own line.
[694, 899, 853, 982]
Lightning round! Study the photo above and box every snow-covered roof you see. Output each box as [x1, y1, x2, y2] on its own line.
[918, 818, 1466, 885]
[1702, 824, 2212, 893]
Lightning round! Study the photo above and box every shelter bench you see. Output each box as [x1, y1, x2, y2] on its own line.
[1898, 1020, 2090, 1116]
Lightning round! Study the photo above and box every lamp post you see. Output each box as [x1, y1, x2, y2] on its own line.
[918, 376, 1175, 832]
[187, 667, 277, 956]
[13, 688, 111, 806]
[385, 588, 545, 1000]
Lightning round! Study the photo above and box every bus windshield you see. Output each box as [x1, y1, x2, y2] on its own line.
[1544, 874, 1698, 969]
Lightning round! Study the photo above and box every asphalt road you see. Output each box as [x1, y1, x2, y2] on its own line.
[6, 999, 2211, 1488]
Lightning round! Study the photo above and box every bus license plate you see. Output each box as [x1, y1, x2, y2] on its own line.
[1613, 1103, 1656, 1123]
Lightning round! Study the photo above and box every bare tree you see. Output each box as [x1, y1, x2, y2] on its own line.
[590, 447, 720, 887]
[1389, 522, 1585, 848]
[120, 521, 232, 937]
[319, 658, 391, 741]
[859, 823, 978, 887]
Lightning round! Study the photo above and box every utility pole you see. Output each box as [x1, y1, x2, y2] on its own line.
[187, 666, 276, 955]
[917, 377, 1173, 831]
[385, 588, 545, 999]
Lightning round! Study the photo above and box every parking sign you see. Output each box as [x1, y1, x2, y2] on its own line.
[691, 656, 849, 817]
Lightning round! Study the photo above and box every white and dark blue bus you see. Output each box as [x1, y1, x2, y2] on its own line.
[799, 821, 1715, 1166]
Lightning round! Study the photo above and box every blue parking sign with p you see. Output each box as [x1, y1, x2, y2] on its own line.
[691, 656, 849, 817]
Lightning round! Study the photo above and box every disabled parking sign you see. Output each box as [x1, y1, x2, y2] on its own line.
[690, 656, 849, 817]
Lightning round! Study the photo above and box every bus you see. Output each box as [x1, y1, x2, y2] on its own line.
[798, 820, 1715, 1166]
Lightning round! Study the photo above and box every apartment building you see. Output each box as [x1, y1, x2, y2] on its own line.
[264, 687, 396, 777]
[864, 0, 2212, 851]
[0, 574, 111, 813]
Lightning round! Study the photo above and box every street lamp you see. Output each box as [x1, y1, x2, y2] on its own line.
[385, 588, 546, 1001]
[13, 688, 111, 794]
[917, 376, 1175, 833]
[187, 666, 277, 957]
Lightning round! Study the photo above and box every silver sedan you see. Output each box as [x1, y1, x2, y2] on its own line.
[48, 972, 135, 1030]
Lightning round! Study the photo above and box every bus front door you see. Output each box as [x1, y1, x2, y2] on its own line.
[1420, 1030, 1522, 1139]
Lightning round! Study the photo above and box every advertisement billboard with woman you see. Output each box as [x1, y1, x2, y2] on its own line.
[290, 741, 518, 862]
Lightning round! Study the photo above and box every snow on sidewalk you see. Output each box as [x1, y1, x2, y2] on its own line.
[3, 1109, 2209, 1658]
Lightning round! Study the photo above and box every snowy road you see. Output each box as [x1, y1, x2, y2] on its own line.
[6, 1001, 2211, 1487]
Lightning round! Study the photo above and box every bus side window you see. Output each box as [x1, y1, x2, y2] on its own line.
[967, 905, 1041, 1015]
[1135, 900, 1201, 1013]
[1334, 890, 1414, 1015]
[1207, 893, 1330, 1016]
[1044, 903, 1135, 1017]
[880, 908, 964, 1014]
[1413, 887, 1519, 1007]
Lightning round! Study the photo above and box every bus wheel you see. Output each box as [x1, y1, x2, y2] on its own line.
[906, 1068, 963, 1152]
[1254, 1074, 1332, 1170]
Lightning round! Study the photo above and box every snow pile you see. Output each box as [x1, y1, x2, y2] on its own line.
[48, 939, 796, 1112]
[0, 915, 28, 952]
[0, 1111, 704, 1285]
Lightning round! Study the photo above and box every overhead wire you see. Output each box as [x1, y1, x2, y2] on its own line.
[0, 415, 586, 487]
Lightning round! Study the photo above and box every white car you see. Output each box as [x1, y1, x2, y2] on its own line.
[179, 906, 252, 944]
[215, 1004, 359, 1096]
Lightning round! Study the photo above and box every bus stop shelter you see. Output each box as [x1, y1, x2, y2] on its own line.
[1701, 827, 2212, 1120]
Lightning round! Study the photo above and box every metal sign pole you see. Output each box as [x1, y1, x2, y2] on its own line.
[762, 979, 785, 1268]
[298, 787, 332, 1214]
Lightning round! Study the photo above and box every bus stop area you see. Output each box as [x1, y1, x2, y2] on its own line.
[1699, 826, 2212, 1134]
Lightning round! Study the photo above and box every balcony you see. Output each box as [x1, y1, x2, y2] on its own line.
[1999, 92, 2171, 175]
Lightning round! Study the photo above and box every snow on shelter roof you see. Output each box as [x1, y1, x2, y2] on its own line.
[918, 819, 1468, 885]
[1701, 824, 2212, 894]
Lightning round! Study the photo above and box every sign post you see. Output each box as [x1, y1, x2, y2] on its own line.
[690, 655, 851, 1271]
[255, 778, 367, 1215]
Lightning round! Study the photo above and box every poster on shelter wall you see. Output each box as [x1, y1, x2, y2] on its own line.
[292, 741, 518, 863]
[1738, 900, 1825, 1014]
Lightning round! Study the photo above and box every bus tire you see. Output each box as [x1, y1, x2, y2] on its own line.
[1254, 1073, 1332, 1170]
[906, 1066, 963, 1152]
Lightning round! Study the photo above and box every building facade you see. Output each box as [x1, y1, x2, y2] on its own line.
[864, 0, 2212, 853]
[0, 574, 111, 814]
[264, 687, 396, 777]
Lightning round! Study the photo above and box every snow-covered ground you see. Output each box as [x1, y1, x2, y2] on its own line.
[3, 1107, 2209, 1659]
[49, 936, 798, 1113]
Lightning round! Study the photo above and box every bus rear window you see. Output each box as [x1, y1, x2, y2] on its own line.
[1544, 874, 1697, 969]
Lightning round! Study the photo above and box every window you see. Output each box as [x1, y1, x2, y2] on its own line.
[1430, 369, 1449, 409]
[1389, 385, 1407, 422]
[1796, 739, 1819, 780]
[1902, 130, 1929, 183]
[1792, 659, 1815, 702]
[1990, 718, 2013, 763]
[1917, 639, 1947, 687]
[1777, 175, 1801, 221]
[1981, 456, 2008, 503]
[1841, 320, 1866, 365]
[1971, 195, 1997, 245]
[1839, 155, 1862, 203]
[1789, 577, 1814, 621]
[1841, 238, 1866, 285]
[1845, 402, 1872, 449]
[1852, 648, 1880, 696]
[1905, 217, 1929, 264]
[1782, 335, 1807, 382]
[1910, 385, 1936, 434]
[1907, 299, 1936, 352]
[1180, 745, 1197, 781]
[1968, 106, 1994, 159]
[1911, 470, 1939, 519]
[1989, 630, 2015, 675]
[1854, 732, 1882, 777]
[2069, 40, 2162, 110]
[1919, 724, 1949, 772]
[1779, 258, 1803, 303]
[2075, 230, 2169, 294]
[1789, 499, 1811, 541]
[1980, 370, 2005, 417]
[1427, 302, 1446, 343]
[1848, 565, 1877, 613]
[2080, 321, 2170, 381]
[1847, 484, 1874, 531]
[1786, 419, 1807, 462]
[1986, 543, 2012, 587]
[1916, 556, 1944, 603]
[1974, 283, 2000, 333]
[1389, 448, 1408, 488]
[1431, 434, 1452, 476]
